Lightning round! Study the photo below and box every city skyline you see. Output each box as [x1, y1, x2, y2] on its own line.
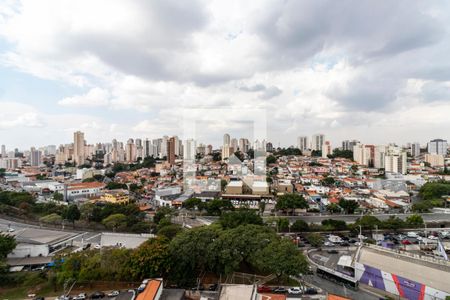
[1, 1, 450, 148]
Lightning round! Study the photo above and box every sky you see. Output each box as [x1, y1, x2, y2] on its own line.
[0, 0, 449, 150]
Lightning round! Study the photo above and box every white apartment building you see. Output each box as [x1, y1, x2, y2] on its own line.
[427, 139, 448, 155]
[297, 136, 308, 151]
[384, 146, 407, 174]
[311, 134, 325, 151]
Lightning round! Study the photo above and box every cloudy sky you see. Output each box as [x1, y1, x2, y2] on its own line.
[0, 0, 449, 150]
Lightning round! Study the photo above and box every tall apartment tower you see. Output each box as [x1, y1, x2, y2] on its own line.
[223, 134, 231, 147]
[73, 131, 85, 165]
[297, 136, 308, 151]
[322, 141, 332, 158]
[342, 140, 360, 151]
[126, 138, 136, 162]
[311, 134, 325, 151]
[427, 139, 448, 155]
[168, 137, 176, 165]
[30, 147, 42, 167]
[411, 142, 420, 157]
[1, 145, 6, 158]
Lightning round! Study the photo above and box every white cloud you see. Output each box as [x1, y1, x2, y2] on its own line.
[58, 88, 110, 107]
[0, 0, 449, 148]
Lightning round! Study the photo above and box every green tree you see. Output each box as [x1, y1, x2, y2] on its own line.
[39, 213, 62, 224]
[0, 233, 16, 259]
[53, 192, 64, 201]
[254, 239, 308, 281]
[338, 198, 359, 214]
[321, 177, 335, 186]
[62, 204, 81, 224]
[206, 199, 234, 216]
[266, 155, 277, 164]
[275, 193, 309, 215]
[419, 182, 450, 200]
[219, 209, 263, 229]
[355, 215, 381, 230]
[306, 233, 324, 247]
[381, 216, 405, 231]
[405, 214, 424, 227]
[290, 219, 309, 232]
[0, 233, 15, 275]
[129, 237, 170, 280]
[102, 213, 127, 231]
[326, 203, 342, 214]
[157, 224, 183, 240]
[182, 198, 205, 211]
[321, 219, 347, 231]
[169, 227, 221, 286]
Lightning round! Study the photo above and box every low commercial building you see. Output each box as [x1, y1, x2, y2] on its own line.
[225, 181, 243, 194]
[8, 228, 80, 258]
[65, 182, 105, 201]
[100, 189, 130, 204]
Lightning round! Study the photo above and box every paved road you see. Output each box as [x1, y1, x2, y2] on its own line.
[302, 274, 380, 300]
[283, 212, 450, 224]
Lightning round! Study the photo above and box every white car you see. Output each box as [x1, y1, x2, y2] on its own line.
[8, 227, 15, 232]
[73, 293, 87, 300]
[142, 279, 150, 284]
[407, 232, 418, 238]
[324, 241, 334, 247]
[428, 235, 438, 240]
[107, 291, 120, 297]
[288, 287, 302, 295]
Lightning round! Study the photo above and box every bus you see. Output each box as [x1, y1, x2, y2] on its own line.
[316, 265, 359, 290]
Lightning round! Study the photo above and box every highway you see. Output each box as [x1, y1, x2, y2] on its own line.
[202, 212, 450, 224]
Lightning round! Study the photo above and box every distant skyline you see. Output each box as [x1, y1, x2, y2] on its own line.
[1, 1, 449, 149]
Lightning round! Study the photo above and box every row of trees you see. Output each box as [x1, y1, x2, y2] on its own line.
[55, 210, 308, 287]
[266, 214, 425, 234]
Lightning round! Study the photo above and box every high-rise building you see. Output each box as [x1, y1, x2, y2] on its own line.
[311, 134, 325, 151]
[1, 145, 6, 158]
[374, 145, 387, 169]
[184, 139, 197, 160]
[354, 144, 369, 165]
[297, 136, 308, 151]
[342, 140, 359, 151]
[239, 138, 249, 152]
[427, 139, 448, 155]
[223, 134, 231, 147]
[73, 131, 85, 165]
[231, 138, 238, 152]
[168, 137, 176, 165]
[322, 141, 332, 158]
[126, 138, 136, 162]
[266, 142, 274, 152]
[384, 146, 407, 174]
[30, 147, 42, 167]
[206, 145, 213, 155]
[411, 142, 420, 158]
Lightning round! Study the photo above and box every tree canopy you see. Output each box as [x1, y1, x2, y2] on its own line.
[275, 193, 309, 214]
[338, 198, 359, 214]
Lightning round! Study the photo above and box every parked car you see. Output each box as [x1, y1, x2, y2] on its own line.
[272, 287, 287, 293]
[90, 292, 105, 299]
[304, 288, 318, 295]
[137, 284, 146, 292]
[407, 232, 418, 238]
[107, 291, 119, 297]
[257, 285, 272, 293]
[428, 235, 438, 240]
[401, 239, 412, 245]
[288, 287, 302, 295]
[142, 279, 150, 284]
[324, 241, 334, 247]
[327, 249, 338, 254]
[208, 283, 218, 291]
[341, 242, 350, 247]
[73, 293, 87, 300]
